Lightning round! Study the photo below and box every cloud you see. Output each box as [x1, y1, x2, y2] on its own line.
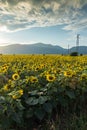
[0, 0, 87, 32]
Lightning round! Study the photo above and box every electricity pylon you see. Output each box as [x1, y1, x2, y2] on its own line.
[76, 34, 80, 53]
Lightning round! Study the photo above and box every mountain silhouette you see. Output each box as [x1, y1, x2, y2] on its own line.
[0, 43, 87, 54]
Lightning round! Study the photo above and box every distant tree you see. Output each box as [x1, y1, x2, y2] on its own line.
[80, 53, 83, 56]
[70, 52, 78, 56]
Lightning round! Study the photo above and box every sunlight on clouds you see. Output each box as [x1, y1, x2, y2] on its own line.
[0, 0, 87, 32]
[0, 26, 8, 32]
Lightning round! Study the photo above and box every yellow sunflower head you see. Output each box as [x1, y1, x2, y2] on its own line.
[3, 84, 10, 91]
[12, 95, 18, 99]
[18, 89, 23, 95]
[29, 76, 38, 83]
[12, 73, 20, 80]
[1, 66, 7, 73]
[46, 74, 56, 82]
[64, 70, 74, 77]
[80, 73, 87, 80]
[12, 89, 23, 99]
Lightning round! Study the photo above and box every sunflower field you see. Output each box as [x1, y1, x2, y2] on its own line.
[0, 54, 87, 130]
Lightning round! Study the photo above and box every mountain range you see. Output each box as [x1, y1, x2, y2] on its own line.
[0, 43, 87, 54]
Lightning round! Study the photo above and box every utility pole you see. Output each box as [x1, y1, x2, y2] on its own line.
[68, 44, 70, 54]
[76, 34, 80, 53]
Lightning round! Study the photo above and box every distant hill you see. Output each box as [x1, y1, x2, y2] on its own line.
[70, 46, 87, 54]
[0, 43, 87, 54]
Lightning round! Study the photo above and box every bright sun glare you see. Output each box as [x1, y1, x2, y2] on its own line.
[0, 37, 9, 46]
[0, 26, 9, 46]
[0, 26, 8, 32]
[0, 38, 6, 46]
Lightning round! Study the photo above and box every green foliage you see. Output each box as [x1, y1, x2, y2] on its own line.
[70, 51, 78, 56]
[80, 53, 83, 56]
[0, 55, 87, 129]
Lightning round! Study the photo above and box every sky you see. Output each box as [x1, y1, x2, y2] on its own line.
[0, 0, 87, 48]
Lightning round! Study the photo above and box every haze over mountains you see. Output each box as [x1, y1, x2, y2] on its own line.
[0, 43, 87, 54]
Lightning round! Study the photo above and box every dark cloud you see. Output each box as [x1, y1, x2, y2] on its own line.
[0, 0, 87, 32]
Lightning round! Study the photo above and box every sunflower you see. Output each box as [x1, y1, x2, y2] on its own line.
[12, 89, 23, 99]
[3, 85, 10, 91]
[1, 67, 7, 73]
[12, 95, 18, 99]
[23, 65, 27, 70]
[46, 74, 56, 82]
[12, 73, 20, 80]
[18, 89, 23, 95]
[80, 73, 87, 80]
[29, 76, 38, 83]
[35, 66, 40, 71]
[64, 70, 75, 77]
